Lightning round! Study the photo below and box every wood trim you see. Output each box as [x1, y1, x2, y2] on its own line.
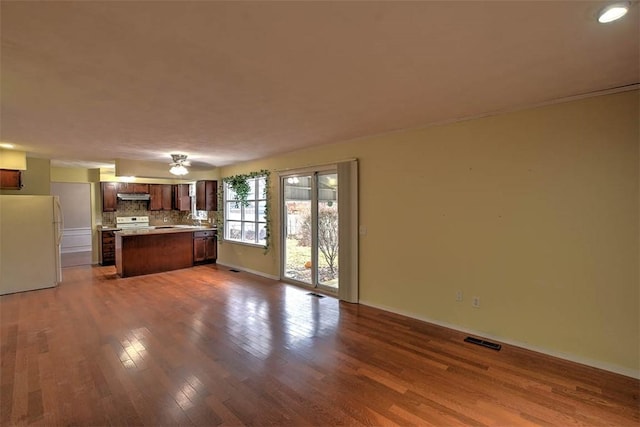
[216, 261, 280, 280]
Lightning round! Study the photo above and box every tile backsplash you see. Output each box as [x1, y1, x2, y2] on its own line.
[101, 200, 215, 227]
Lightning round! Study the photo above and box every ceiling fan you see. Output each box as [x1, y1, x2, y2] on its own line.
[169, 154, 191, 176]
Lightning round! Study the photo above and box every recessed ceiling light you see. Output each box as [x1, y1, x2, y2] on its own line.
[0, 143, 15, 149]
[598, 2, 629, 23]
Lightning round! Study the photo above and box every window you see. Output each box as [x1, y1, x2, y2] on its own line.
[224, 176, 267, 246]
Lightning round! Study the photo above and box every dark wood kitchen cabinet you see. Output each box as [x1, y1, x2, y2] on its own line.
[173, 184, 191, 211]
[0, 169, 22, 190]
[116, 231, 193, 277]
[101, 182, 118, 212]
[193, 230, 216, 263]
[117, 183, 149, 194]
[149, 184, 172, 211]
[195, 180, 217, 211]
[99, 229, 118, 265]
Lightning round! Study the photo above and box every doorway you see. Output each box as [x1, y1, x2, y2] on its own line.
[51, 182, 92, 267]
[282, 170, 339, 293]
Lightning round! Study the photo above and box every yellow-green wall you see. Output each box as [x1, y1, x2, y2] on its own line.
[0, 149, 27, 169]
[0, 157, 51, 195]
[218, 90, 639, 377]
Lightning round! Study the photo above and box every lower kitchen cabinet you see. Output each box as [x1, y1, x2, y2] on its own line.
[99, 229, 118, 265]
[193, 230, 216, 263]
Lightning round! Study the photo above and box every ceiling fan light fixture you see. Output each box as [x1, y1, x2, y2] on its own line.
[169, 153, 190, 176]
[169, 164, 189, 176]
[598, 2, 629, 23]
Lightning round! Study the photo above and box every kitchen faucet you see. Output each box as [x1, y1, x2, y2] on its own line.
[184, 212, 203, 226]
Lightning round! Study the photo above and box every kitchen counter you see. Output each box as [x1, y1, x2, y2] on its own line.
[114, 226, 217, 278]
[114, 225, 215, 236]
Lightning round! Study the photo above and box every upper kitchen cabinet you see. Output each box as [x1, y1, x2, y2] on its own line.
[195, 180, 217, 211]
[173, 184, 191, 211]
[117, 183, 149, 194]
[0, 169, 22, 190]
[101, 182, 118, 212]
[149, 184, 172, 211]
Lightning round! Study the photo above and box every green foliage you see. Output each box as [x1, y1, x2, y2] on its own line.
[224, 176, 250, 207]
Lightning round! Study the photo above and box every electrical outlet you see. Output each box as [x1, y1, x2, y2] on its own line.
[456, 291, 463, 302]
[472, 296, 480, 308]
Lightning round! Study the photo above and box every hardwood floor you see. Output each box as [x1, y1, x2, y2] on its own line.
[60, 251, 92, 268]
[1, 264, 638, 426]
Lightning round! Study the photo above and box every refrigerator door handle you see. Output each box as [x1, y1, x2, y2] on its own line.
[53, 196, 64, 284]
[54, 196, 64, 245]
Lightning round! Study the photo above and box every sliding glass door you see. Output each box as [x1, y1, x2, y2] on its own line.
[282, 170, 338, 293]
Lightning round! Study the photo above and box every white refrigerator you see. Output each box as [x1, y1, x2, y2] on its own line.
[0, 195, 63, 295]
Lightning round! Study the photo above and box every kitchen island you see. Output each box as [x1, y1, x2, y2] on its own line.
[114, 226, 216, 278]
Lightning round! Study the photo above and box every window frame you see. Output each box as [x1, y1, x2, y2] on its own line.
[223, 175, 268, 247]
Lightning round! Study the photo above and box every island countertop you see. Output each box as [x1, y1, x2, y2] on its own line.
[115, 225, 216, 236]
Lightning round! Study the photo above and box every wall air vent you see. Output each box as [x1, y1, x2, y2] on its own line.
[307, 292, 325, 298]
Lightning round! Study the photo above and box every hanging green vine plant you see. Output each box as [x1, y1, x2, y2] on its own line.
[225, 175, 252, 207]
[218, 169, 272, 253]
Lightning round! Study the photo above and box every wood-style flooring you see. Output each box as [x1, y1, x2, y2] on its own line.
[60, 251, 92, 268]
[1, 264, 638, 426]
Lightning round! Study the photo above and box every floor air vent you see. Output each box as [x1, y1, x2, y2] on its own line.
[307, 292, 325, 298]
[229, 269, 241, 273]
[464, 336, 501, 351]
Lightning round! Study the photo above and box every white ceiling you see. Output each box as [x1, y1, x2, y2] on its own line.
[1, 1, 638, 169]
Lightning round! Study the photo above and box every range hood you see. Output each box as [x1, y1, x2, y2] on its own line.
[117, 193, 151, 201]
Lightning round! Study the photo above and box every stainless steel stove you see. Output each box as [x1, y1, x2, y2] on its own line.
[116, 216, 150, 229]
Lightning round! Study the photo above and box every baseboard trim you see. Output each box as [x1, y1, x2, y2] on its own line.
[215, 261, 280, 280]
[359, 299, 639, 380]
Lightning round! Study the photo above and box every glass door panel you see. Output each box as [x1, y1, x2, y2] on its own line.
[283, 175, 313, 285]
[317, 172, 338, 292]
